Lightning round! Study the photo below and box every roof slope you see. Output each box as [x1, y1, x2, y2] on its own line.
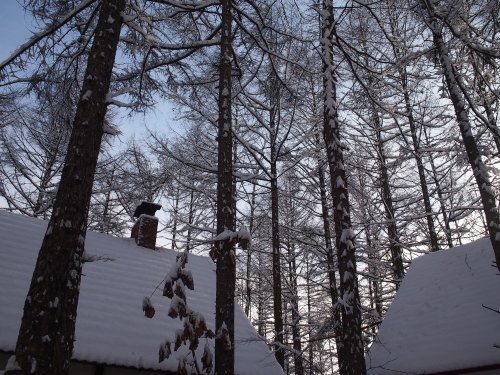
[0, 211, 283, 375]
[366, 238, 500, 375]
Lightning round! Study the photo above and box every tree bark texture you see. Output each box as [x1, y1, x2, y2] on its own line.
[314, 127, 343, 361]
[271, 133, 284, 368]
[321, 0, 366, 375]
[321, 1, 367, 374]
[8, 1, 125, 374]
[215, 0, 236, 374]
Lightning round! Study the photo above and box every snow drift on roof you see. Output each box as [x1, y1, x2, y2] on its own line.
[0, 211, 283, 375]
[366, 238, 500, 375]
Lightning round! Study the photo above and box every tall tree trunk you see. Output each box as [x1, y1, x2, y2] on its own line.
[305, 253, 314, 375]
[171, 191, 179, 250]
[8, 1, 125, 373]
[423, 128, 454, 248]
[321, 1, 366, 374]
[271, 132, 284, 368]
[99, 167, 116, 234]
[387, 3, 440, 252]
[424, 0, 500, 271]
[373, 112, 405, 287]
[257, 247, 266, 338]
[469, 53, 500, 155]
[314, 127, 343, 364]
[288, 252, 303, 375]
[245, 182, 257, 317]
[366, 234, 382, 333]
[268, 67, 285, 367]
[186, 189, 194, 253]
[33, 161, 56, 218]
[214, 0, 236, 374]
[400, 71, 440, 252]
[358, 177, 383, 331]
[284, 182, 303, 375]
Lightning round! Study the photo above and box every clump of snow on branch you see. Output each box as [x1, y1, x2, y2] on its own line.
[210, 226, 252, 262]
[216, 321, 231, 351]
[142, 296, 155, 318]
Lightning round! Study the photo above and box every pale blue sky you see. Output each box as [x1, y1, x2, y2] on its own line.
[0, 1, 180, 141]
[0, 1, 30, 62]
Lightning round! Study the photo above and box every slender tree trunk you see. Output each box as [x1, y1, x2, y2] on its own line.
[424, 128, 454, 248]
[257, 247, 266, 338]
[358, 179, 383, 330]
[321, 1, 366, 373]
[8, 1, 125, 373]
[387, 4, 440, 252]
[400, 71, 440, 252]
[101, 185, 111, 233]
[186, 189, 194, 253]
[362, 48, 404, 284]
[284, 183, 303, 375]
[214, 0, 236, 373]
[373, 113, 405, 287]
[245, 183, 257, 317]
[33, 163, 55, 218]
[469, 55, 500, 155]
[99, 167, 116, 234]
[171, 191, 179, 250]
[268, 69, 285, 367]
[305, 254, 314, 375]
[271, 141, 284, 367]
[481, 92, 500, 155]
[314, 128, 343, 365]
[289, 254, 303, 375]
[425, 1, 500, 270]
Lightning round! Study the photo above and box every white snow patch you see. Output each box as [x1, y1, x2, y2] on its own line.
[81, 90, 92, 101]
[366, 239, 500, 374]
[30, 358, 36, 373]
[5, 355, 20, 371]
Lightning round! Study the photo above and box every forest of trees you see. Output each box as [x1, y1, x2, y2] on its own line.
[0, 0, 498, 374]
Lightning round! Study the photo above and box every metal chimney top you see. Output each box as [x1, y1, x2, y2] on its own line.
[133, 201, 162, 218]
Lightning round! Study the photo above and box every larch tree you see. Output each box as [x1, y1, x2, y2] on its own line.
[384, 2, 440, 252]
[0, 75, 75, 218]
[420, 0, 500, 271]
[0, 102, 68, 218]
[4, 0, 126, 373]
[321, 0, 366, 374]
[214, 0, 237, 374]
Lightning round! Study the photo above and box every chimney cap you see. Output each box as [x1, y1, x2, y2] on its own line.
[133, 201, 162, 218]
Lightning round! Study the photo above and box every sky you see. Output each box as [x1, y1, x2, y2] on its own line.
[0, 2, 29, 59]
[0, 1, 182, 142]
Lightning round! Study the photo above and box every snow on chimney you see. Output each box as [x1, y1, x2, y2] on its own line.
[131, 201, 162, 250]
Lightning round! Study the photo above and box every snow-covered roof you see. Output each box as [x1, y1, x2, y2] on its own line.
[0, 211, 283, 375]
[366, 238, 500, 375]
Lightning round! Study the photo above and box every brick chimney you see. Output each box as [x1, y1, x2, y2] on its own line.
[131, 201, 162, 250]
